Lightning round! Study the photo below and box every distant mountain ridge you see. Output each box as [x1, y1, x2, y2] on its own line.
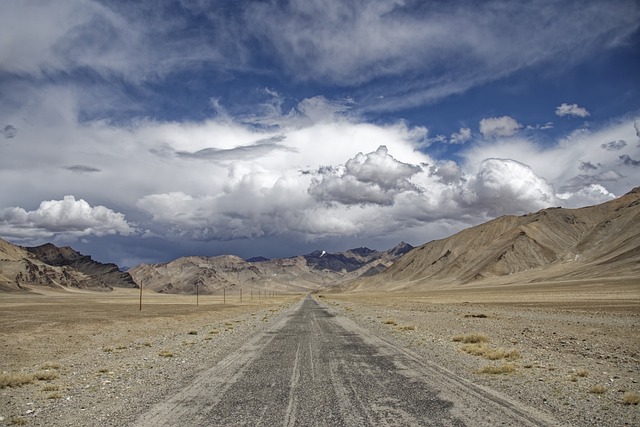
[0, 240, 138, 292]
[129, 243, 414, 295]
[345, 187, 640, 292]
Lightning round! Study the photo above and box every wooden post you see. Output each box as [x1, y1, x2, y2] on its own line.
[196, 283, 199, 306]
[139, 283, 142, 311]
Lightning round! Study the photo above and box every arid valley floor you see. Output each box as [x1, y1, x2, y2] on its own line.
[1, 280, 638, 426]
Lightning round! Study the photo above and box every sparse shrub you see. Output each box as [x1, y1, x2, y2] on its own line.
[0, 372, 35, 389]
[477, 363, 516, 374]
[576, 369, 589, 378]
[590, 385, 607, 394]
[10, 416, 28, 425]
[397, 325, 416, 331]
[42, 384, 59, 392]
[97, 368, 109, 374]
[453, 334, 489, 344]
[35, 370, 58, 381]
[103, 347, 113, 353]
[383, 318, 398, 325]
[461, 344, 520, 360]
[464, 314, 488, 318]
[210, 329, 219, 334]
[622, 392, 640, 405]
[158, 350, 173, 358]
[115, 345, 128, 350]
[188, 331, 198, 335]
[47, 392, 63, 399]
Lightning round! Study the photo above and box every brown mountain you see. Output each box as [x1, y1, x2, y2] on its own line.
[129, 243, 413, 295]
[346, 187, 640, 292]
[0, 239, 137, 292]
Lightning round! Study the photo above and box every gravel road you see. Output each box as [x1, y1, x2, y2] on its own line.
[134, 295, 558, 426]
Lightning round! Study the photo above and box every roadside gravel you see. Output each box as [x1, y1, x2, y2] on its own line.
[0, 295, 300, 427]
[320, 293, 639, 427]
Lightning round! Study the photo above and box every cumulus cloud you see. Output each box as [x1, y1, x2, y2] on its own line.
[462, 158, 557, 215]
[555, 103, 590, 118]
[635, 121, 640, 143]
[309, 146, 423, 206]
[601, 140, 627, 151]
[557, 184, 615, 206]
[0, 196, 136, 239]
[479, 116, 522, 138]
[450, 127, 472, 144]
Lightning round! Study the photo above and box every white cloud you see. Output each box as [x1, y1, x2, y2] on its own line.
[0, 196, 136, 239]
[465, 158, 557, 215]
[479, 116, 522, 138]
[309, 146, 423, 206]
[450, 127, 472, 144]
[557, 184, 615, 206]
[555, 103, 590, 118]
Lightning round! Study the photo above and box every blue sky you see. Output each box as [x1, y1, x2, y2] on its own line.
[1, 0, 639, 267]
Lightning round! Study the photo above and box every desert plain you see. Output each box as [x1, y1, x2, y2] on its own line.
[1, 278, 638, 426]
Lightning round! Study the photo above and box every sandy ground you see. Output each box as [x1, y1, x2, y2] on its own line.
[1, 281, 638, 426]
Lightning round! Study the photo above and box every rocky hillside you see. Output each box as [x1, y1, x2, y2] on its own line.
[347, 187, 640, 291]
[129, 243, 414, 294]
[0, 239, 137, 292]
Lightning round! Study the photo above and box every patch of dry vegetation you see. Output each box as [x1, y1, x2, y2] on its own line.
[476, 363, 517, 375]
[0, 372, 35, 389]
[590, 385, 607, 394]
[622, 392, 640, 405]
[452, 333, 489, 344]
[461, 343, 521, 361]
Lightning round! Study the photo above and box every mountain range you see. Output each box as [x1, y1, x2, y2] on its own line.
[1, 187, 638, 293]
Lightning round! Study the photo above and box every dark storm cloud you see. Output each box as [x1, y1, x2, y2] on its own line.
[578, 161, 599, 171]
[2, 125, 17, 139]
[619, 154, 640, 167]
[601, 140, 627, 151]
[176, 136, 291, 160]
[64, 164, 102, 173]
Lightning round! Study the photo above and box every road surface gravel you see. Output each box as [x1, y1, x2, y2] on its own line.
[135, 295, 558, 426]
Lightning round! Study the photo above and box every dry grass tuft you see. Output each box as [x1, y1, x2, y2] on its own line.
[383, 318, 398, 325]
[35, 370, 58, 381]
[0, 372, 35, 389]
[188, 330, 198, 335]
[575, 369, 589, 378]
[461, 344, 521, 361]
[42, 384, 59, 392]
[397, 325, 416, 331]
[47, 392, 63, 399]
[477, 363, 516, 375]
[10, 416, 28, 425]
[622, 392, 640, 405]
[589, 385, 607, 394]
[158, 350, 174, 358]
[453, 333, 490, 344]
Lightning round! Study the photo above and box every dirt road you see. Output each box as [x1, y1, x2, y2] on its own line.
[134, 295, 558, 426]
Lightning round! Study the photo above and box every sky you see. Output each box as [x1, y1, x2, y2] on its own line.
[1, 0, 639, 268]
